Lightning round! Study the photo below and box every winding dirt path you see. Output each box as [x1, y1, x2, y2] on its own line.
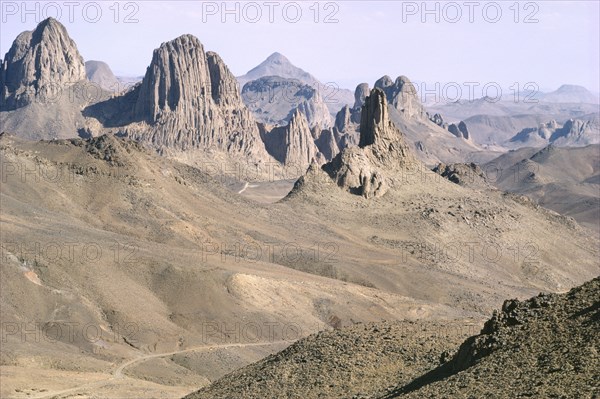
[31, 340, 294, 399]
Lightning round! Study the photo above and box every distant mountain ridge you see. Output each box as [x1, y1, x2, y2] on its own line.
[85, 60, 119, 92]
[238, 52, 317, 88]
[237, 52, 354, 117]
[540, 84, 599, 104]
[241, 75, 334, 128]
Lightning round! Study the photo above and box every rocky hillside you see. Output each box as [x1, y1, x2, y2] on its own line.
[184, 277, 599, 399]
[396, 276, 600, 398]
[486, 144, 600, 233]
[183, 320, 478, 399]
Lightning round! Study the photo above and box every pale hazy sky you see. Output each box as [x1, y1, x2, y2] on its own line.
[1, 1, 599, 94]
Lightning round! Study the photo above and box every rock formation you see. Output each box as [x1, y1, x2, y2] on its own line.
[261, 109, 321, 171]
[322, 88, 417, 198]
[448, 121, 470, 140]
[332, 76, 473, 162]
[429, 113, 447, 128]
[433, 162, 489, 188]
[374, 75, 426, 120]
[332, 105, 361, 149]
[550, 118, 600, 146]
[90, 34, 271, 163]
[0, 17, 86, 110]
[353, 83, 369, 109]
[508, 117, 599, 148]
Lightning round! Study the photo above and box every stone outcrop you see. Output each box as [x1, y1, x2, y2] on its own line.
[509, 117, 599, 148]
[448, 121, 470, 140]
[0, 17, 86, 110]
[332, 75, 455, 157]
[433, 162, 489, 188]
[429, 113, 447, 129]
[354, 83, 369, 109]
[550, 118, 600, 146]
[95, 34, 270, 162]
[374, 75, 426, 120]
[323, 88, 417, 198]
[261, 109, 320, 171]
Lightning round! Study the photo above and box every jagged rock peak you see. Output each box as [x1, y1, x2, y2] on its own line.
[261, 109, 320, 171]
[354, 83, 370, 109]
[1, 17, 86, 110]
[374, 75, 394, 89]
[372, 74, 425, 120]
[358, 88, 414, 165]
[133, 34, 210, 120]
[319, 88, 418, 199]
[105, 34, 271, 161]
[265, 52, 291, 64]
[206, 51, 243, 106]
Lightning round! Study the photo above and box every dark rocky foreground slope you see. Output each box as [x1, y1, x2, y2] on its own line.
[184, 277, 599, 399]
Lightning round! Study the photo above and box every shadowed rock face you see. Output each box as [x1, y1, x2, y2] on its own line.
[261, 109, 320, 170]
[448, 121, 470, 140]
[0, 17, 86, 110]
[314, 129, 339, 161]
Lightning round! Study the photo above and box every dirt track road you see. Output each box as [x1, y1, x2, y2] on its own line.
[31, 340, 294, 399]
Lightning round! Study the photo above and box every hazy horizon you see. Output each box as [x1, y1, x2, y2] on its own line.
[1, 1, 599, 95]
